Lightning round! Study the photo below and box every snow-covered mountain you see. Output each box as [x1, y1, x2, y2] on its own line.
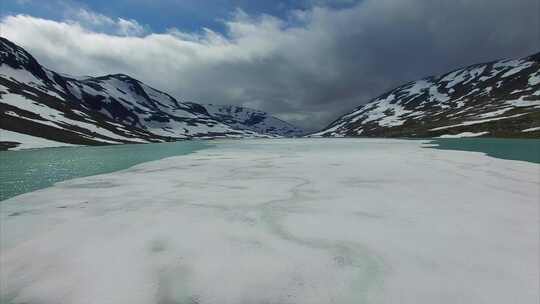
[313, 52, 540, 138]
[202, 104, 304, 137]
[0, 37, 299, 150]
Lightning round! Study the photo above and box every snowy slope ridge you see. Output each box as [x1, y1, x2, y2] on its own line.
[202, 104, 304, 136]
[0, 37, 292, 149]
[313, 52, 540, 138]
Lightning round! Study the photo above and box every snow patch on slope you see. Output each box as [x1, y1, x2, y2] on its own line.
[0, 129, 76, 150]
[438, 131, 489, 138]
[429, 114, 527, 131]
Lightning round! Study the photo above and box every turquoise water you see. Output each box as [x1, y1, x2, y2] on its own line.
[428, 138, 540, 164]
[0, 141, 208, 201]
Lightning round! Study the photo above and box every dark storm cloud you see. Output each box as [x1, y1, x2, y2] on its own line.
[2, 0, 538, 130]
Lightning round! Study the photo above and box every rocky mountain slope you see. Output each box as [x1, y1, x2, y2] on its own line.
[312, 52, 540, 138]
[0, 37, 301, 150]
[202, 104, 304, 137]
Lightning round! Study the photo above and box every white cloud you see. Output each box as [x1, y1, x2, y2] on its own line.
[1, 0, 538, 130]
[116, 18, 146, 36]
[65, 8, 148, 37]
[71, 8, 115, 26]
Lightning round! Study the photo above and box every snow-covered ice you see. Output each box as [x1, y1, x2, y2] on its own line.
[0, 139, 538, 304]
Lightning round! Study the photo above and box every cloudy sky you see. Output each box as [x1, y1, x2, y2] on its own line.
[1, 0, 539, 130]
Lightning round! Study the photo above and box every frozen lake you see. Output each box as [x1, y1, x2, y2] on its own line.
[1, 138, 539, 303]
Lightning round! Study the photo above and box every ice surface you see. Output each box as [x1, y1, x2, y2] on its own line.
[0, 139, 538, 304]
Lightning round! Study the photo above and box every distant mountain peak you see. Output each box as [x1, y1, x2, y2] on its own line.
[203, 104, 304, 137]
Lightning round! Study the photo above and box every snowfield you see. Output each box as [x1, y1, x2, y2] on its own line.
[1, 139, 538, 304]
